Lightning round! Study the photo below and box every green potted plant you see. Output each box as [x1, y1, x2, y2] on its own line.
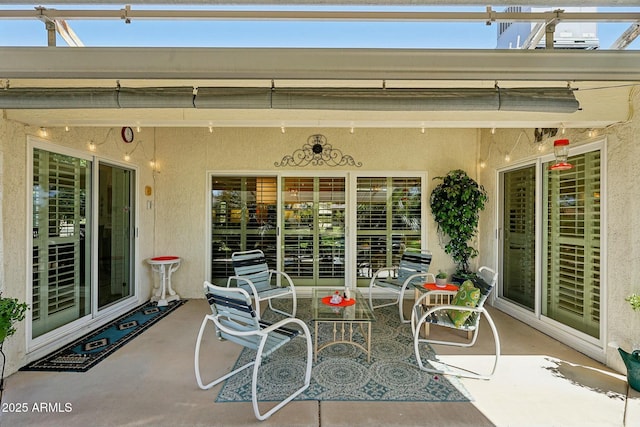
[0, 295, 28, 344]
[435, 270, 448, 287]
[430, 169, 488, 282]
[618, 293, 640, 392]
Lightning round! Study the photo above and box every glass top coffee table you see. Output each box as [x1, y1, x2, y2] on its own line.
[311, 288, 375, 362]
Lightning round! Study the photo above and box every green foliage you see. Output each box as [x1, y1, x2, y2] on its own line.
[436, 270, 447, 279]
[0, 296, 29, 343]
[430, 169, 488, 274]
[626, 294, 640, 311]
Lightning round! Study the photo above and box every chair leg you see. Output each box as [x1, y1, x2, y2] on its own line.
[194, 316, 254, 390]
[251, 330, 312, 420]
[268, 295, 297, 318]
[413, 311, 501, 380]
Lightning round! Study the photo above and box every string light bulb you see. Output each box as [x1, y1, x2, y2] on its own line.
[124, 154, 131, 162]
[280, 126, 286, 134]
[39, 127, 48, 137]
[64, 126, 70, 132]
[208, 126, 213, 133]
[88, 141, 96, 152]
[479, 160, 487, 168]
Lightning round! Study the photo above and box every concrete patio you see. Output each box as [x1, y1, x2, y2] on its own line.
[1, 298, 638, 427]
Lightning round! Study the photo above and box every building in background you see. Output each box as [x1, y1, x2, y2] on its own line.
[497, 6, 599, 49]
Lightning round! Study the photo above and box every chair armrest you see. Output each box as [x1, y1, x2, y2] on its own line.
[227, 275, 260, 301]
[259, 317, 311, 337]
[267, 269, 296, 289]
[369, 266, 399, 283]
[401, 271, 435, 287]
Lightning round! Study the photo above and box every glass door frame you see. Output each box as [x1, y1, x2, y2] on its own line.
[27, 137, 140, 354]
[494, 138, 607, 360]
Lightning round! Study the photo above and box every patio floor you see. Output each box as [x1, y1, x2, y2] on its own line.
[2, 298, 639, 427]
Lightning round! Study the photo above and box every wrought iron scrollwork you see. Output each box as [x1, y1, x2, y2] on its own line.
[275, 134, 362, 167]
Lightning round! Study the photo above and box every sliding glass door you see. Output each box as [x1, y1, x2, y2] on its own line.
[31, 146, 136, 342]
[499, 144, 602, 343]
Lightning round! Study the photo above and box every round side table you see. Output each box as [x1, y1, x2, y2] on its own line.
[147, 256, 181, 307]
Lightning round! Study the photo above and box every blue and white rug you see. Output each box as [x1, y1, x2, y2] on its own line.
[21, 300, 186, 372]
[216, 301, 471, 402]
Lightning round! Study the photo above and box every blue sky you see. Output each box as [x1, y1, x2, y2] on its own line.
[1, 4, 639, 49]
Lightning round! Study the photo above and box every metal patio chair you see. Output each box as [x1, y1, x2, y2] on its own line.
[194, 281, 312, 421]
[368, 248, 433, 323]
[411, 266, 500, 380]
[230, 249, 297, 318]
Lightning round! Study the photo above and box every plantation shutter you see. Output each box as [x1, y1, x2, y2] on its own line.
[543, 151, 601, 338]
[32, 149, 91, 338]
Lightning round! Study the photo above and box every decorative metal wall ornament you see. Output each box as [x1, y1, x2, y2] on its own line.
[275, 134, 362, 168]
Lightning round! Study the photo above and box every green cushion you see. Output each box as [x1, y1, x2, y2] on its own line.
[448, 280, 480, 327]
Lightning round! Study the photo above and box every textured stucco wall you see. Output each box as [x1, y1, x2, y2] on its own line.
[477, 86, 640, 372]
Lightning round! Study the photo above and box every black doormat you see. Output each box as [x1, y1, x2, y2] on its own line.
[21, 300, 186, 372]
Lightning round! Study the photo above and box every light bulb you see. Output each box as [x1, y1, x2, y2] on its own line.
[208, 126, 213, 133]
[88, 142, 96, 152]
[504, 154, 511, 162]
[64, 126, 70, 132]
[136, 126, 141, 133]
[281, 126, 286, 134]
[491, 127, 496, 135]
[39, 127, 48, 137]
[350, 127, 355, 134]
[124, 154, 131, 162]
[479, 160, 487, 168]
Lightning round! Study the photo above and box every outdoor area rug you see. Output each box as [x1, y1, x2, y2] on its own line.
[216, 300, 471, 402]
[21, 299, 186, 372]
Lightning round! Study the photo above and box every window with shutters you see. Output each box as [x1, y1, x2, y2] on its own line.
[542, 150, 601, 338]
[210, 176, 278, 285]
[356, 176, 422, 283]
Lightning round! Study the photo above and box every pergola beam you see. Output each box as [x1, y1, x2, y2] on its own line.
[0, 7, 639, 24]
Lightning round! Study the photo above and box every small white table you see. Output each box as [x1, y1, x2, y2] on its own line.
[147, 256, 181, 307]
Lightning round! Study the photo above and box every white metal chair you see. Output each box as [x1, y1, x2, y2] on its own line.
[194, 281, 312, 421]
[411, 266, 500, 380]
[230, 249, 297, 318]
[368, 249, 433, 323]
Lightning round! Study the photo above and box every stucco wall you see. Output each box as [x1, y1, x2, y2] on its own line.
[477, 85, 640, 372]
